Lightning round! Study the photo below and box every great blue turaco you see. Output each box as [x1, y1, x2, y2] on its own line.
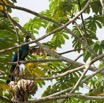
[7, 36, 30, 83]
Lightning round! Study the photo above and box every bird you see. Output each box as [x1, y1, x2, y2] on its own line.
[7, 36, 30, 83]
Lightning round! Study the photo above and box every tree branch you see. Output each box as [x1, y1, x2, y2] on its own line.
[77, 0, 87, 43]
[44, 53, 104, 97]
[0, 0, 95, 60]
[23, 93, 104, 103]
[46, 66, 104, 98]
[0, 0, 103, 77]
[57, 53, 104, 102]
[59, 49, 84, 55]
[0, 0, 90, 53]
[8, 0, 95, 59]
[24, 65, 85, 80]
[3, 0, 99, 61]
[70, 58, 91, 93]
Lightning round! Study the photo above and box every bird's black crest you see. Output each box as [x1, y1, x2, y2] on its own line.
[25, 35, 31, 39]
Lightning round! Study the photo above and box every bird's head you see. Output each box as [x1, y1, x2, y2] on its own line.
[25, 35, 31, 42]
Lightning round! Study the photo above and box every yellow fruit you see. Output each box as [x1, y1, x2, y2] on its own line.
[0, 0, 8, 10]
[0, 0, 7, 3]
[26, 63, 34, 69]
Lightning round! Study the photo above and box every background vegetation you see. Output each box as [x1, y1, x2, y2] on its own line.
[0, 0, 104, 103]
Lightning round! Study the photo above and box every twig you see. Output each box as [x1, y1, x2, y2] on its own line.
[9, 58, 66, 64]
[3, 3, 61, 25]
[57, 53, 83, 74]
[24, 65, 85, 80]
[100, 0, 104, 14]
[59, 48, 84, 55]
[59, 57, 92, 103]
[75, 54, 83, 61]
[65, 28, 97, 57]
[9, 51, 104, 82]
[70, 58, 91, 93]
[46, 66, 104, 98]
[4, 6, 20, 67]
[77, 0, 87, 43]
[9, 57, 83, 65]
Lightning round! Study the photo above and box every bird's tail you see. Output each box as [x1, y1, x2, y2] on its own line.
[6, 65, 16, 84]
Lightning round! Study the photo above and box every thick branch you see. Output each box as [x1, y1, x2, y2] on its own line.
[0, 0, 91, 53]
[24, 94, 104, 103]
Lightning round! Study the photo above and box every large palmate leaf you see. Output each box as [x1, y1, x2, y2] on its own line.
[24, 16, 48, 35]
[0, 18, 17, 83]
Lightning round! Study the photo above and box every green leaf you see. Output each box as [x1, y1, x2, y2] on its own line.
[63, 33, 69, 39]
[83, 50, 91, 62]
[90, 1, 102, 15]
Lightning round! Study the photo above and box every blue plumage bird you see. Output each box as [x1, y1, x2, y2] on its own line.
[7, 36, 30, 83]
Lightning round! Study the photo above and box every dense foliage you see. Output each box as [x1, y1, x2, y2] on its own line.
[0, 0, 104, 103]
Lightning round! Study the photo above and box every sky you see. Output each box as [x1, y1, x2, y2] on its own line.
[11, 0, 49, 25]
[10, 0, 104, 97]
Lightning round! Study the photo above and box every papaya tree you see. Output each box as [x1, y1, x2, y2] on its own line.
[0, 0, 104, 103]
